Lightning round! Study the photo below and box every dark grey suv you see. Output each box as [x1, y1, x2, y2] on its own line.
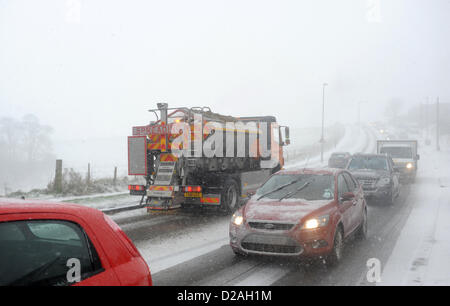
[346, 153, 400, 205]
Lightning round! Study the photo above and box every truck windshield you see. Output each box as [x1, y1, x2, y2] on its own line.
[348, 156, 388, 171]
[380, 147, 412, 158]
[255, 174, 335, 201]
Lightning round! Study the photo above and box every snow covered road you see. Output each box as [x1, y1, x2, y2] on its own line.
[108, 124, 392, 286]
[53, 123, 434, 286]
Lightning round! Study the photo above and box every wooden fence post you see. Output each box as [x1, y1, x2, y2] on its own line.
[55, 159, 63, 193]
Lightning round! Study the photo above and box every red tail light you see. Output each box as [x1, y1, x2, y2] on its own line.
[128, 185, 145, 191]
[183, 186, 202, 192]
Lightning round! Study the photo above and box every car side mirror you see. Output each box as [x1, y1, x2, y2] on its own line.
[340, 192, 355, 202]
[247, 191, 256, 197]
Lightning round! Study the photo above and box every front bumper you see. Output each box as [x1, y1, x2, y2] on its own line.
[361, 185, 392, 199]
[395, 166, 416, 179]
[229, 221, 334, 258]
[356, 178, 392, 199]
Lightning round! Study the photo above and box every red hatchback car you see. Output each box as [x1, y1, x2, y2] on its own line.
[229, 168, 367, 265]
[0, 199, 152, 286]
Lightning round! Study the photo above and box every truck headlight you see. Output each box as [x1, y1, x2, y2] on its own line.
[302, 215, 329, 229]
[406, 163, 413, 169]
[232, 212, 244, 226]
[377, 177, 391, 186]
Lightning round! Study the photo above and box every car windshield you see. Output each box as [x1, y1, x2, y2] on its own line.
[255, 174, 335, 201]
[348, 156, 388, 171]
[380, 147, 412, 158]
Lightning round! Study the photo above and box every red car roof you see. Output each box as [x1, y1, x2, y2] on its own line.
[0, 198, 103, 218]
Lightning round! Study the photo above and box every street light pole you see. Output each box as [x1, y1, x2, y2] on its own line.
[320, 83, 328, 163]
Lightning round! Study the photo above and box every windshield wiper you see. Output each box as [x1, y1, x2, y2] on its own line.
[7, 255, 61, 286]
[279, 181, 311, 201]
[257, 178, 304, 201]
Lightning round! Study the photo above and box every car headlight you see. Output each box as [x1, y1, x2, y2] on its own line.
[302, 215, 329, 229]
[377, 177, 391, 186]
[231, 211, 244, 226]
[406, 163, 413, 169]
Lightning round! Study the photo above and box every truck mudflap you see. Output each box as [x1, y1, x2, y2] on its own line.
[146, 198, 181, 212]
[146, 185, 181, 211]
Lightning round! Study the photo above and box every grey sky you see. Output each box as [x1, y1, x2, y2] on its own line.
[1, 0, 449, 140]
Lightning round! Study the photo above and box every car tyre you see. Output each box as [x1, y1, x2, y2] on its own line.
[356, 208, 368, 240]
[385, 190, 395, 206]
[232, 248, 247, 258]
[326, 227, 344, 267]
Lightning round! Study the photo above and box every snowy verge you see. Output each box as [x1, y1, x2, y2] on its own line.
[379, 142, 450, 285]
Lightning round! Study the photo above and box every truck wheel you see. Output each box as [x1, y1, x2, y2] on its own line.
[221, 179, 239, 213]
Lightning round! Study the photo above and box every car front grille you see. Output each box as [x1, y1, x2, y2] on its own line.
[241, 242, 302, 254]
[241, 234, 302, 255]
[357, 178, 377, 189]
[248, 221, 295, 231]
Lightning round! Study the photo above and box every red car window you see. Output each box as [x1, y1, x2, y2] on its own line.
[0, 219, 103, 286]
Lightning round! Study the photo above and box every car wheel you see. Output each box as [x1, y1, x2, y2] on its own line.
[232, 248, 246, 257]
[356, 209, 368, 240]
[221, 179, 239, 213]
[385, 190, 395, 206]
[327, 227, 344, 267]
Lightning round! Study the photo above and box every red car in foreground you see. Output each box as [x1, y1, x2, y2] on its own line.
[230, 168, 367, 265]
[0, 199, 152, 286]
